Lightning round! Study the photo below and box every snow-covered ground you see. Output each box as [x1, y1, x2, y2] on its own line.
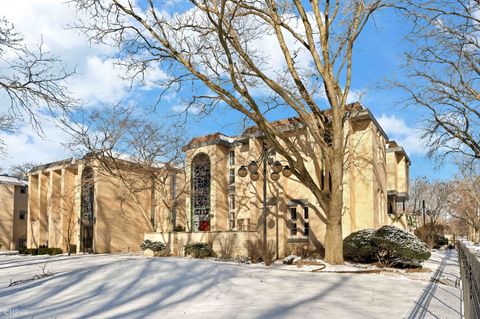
[0, 252, 454, 318]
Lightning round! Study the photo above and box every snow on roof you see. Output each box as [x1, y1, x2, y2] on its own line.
[0, 175, 28, 186]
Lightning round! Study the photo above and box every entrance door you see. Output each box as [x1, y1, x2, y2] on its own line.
[81, 224, 94, 253]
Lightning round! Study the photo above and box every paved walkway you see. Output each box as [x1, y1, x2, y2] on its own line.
[405, 250, 463, 319]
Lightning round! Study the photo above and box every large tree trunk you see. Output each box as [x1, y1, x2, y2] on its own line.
[324, 121, 345, 264]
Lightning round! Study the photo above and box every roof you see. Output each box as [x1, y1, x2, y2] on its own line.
[387, 143, 411, 165]
[182, 132, 235, 151]
[183, 103, 391, 149]
[0, 175, 28, 187]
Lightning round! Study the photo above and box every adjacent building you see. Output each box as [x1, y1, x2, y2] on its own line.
[0, 175, 28, 250]
[26, 155, 169, 253]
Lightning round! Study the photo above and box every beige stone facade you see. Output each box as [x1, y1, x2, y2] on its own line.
[145, 107, 411, 258]
[27, 107, 411, 257]
[27, 156, 161, 253]
[0, 176, 28, 250]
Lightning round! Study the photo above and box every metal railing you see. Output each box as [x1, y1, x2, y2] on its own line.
[457, 241, 480, 319]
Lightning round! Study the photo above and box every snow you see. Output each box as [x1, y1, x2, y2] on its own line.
[0, 251, 453, 318]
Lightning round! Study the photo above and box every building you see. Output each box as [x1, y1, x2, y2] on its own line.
[26, 155, 170, 253]
[146, 105, 411, 258]
[0, 175, 28, 250]
[26, 105, 411, 257]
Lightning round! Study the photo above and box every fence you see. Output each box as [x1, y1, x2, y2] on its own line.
[457, 241, 480, 319]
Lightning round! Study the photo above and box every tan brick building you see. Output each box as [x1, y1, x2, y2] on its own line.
[27, 106, 411, 257]
[27, 155, 163, 253]
[0, 176, 28, 250]
[146, 106, 411, 258]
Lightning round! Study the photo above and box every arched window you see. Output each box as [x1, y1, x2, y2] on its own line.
[192, 153, 211, 231]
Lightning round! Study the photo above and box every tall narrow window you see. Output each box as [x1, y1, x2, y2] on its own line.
[229, 212, 235, 230]
[81, 167, 95, 253]
[229, 194, 235, 210]
[304, 206, 309, 237]
[321, 167, 325, 190]
[229, 168, 235, 184]
[229, 150, 235, 166]
[328, 172, 332, 192]
[192, 153, 211, 231]
[18, 210, 27, 220]
[290, 207, 297, 236]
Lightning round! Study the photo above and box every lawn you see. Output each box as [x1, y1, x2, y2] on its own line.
[0, 252, 441, 318]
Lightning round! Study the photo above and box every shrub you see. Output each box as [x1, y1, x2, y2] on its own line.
[0, 239, 5, 249]
[218, 233, 239, 260]
[19, 248, 62, 255]
[68, 245, 77, 255]
[344, 225, 431, 267]
[414, 223, 448, 248]
[373, 225, 431, 266]
[244, 239, 275, 264]
[434, 236, 449, 249]
[343, 229, 377, 263]
[184, 242, 214, 258]
[48, 248, 63, 255]
[173, 225, 186, 232]
[140, 240, 166, 252]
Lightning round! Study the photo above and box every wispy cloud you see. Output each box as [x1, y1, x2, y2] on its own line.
[377, 114, 425, 155]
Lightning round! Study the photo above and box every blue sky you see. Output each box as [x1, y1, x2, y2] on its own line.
[0, 1, 457, 180]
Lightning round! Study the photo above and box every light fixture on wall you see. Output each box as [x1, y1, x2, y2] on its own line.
[237, 141, 293, 266]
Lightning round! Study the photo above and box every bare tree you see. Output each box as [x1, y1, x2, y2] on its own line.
[398, 0, 480, 161]
[63, 105, 189, 233]
[51, 184, 79, 255]
[0, 17, 76, 153]
[72, 0, 386, 264]
[448, 160, 480, 242]
[408, 177, 452, 247]
[8, 162, 38, 179]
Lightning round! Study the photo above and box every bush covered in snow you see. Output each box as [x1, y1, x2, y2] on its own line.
[373, 225, 431, 265]
[184, 242, 215, 258]
[140, 240, 166, 252]
[343, 229, 377, 263]
[344, 225, 431, 267]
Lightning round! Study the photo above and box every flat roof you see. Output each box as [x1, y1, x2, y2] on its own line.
[0, 175, 28, 186]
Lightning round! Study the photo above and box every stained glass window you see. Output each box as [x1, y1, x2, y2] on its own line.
[192, 154, 211, 231]
[81, 167, 95, 223]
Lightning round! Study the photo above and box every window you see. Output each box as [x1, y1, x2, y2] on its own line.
[304, 222, 309, 236]
[228, 194, 235, 210]
[290, 204, 310, 237]
[237, 218, 250, 231]
[304, 206, 309, 237]
[321, 166, 325, 190]
[192, 153, 211, 231]
[290, 207, 297, 236]
[229, 150, 235, 166]
[229, 168, 235, 184]
[20, 187, 26, 194]
[229, 212, 235, 230]
[290, 207, 297, 220]
[18, 210, 27, 220]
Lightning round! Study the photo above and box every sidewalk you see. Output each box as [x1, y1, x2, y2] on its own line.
[405, 249, 463, 319]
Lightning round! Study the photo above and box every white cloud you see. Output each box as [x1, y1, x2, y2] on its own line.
[0, 116, 72, 168]
[171, 103, 202, 115]
[1, 0, 170, 166]
[377, 114, 425, 155]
